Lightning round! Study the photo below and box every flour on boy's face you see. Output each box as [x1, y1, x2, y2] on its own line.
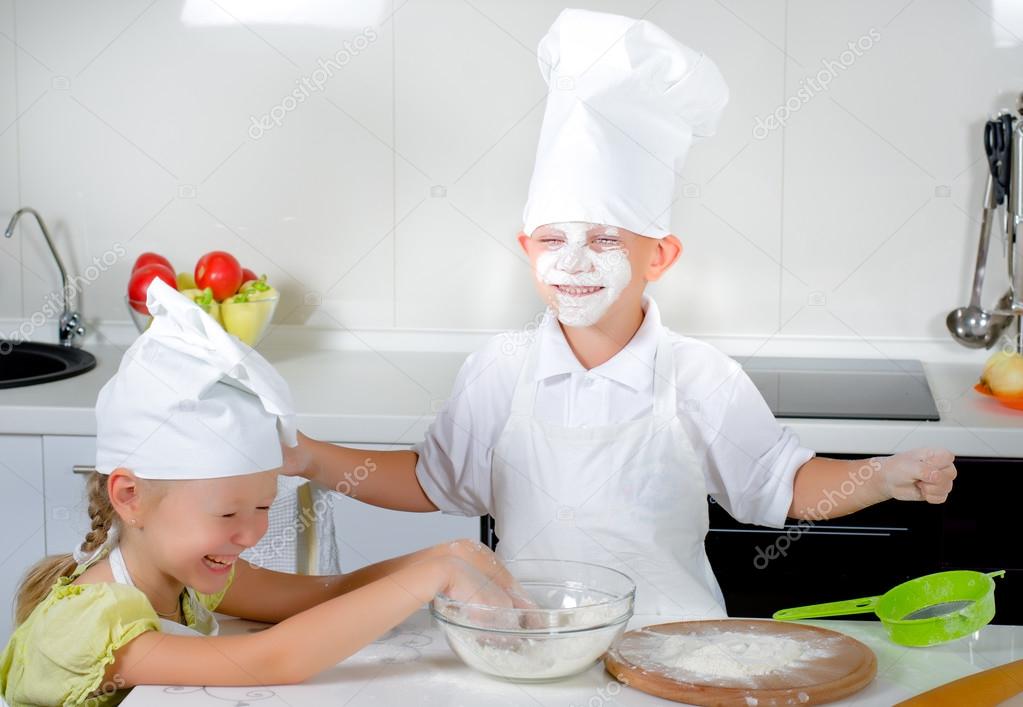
[531, 221, 632, 327]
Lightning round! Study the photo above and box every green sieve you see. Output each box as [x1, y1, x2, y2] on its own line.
[772, 570, 1005, 647]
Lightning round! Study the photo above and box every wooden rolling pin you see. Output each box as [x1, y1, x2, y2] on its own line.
[894, 659, 1023, 706]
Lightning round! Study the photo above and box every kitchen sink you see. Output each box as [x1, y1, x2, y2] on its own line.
[0, 340, 97, 389]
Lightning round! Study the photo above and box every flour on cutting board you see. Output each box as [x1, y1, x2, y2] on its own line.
[655, 631, 807, 679]
[618, 626, 846, 687]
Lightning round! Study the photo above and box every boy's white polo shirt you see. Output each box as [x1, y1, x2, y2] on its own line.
[414, 297, 815, 529]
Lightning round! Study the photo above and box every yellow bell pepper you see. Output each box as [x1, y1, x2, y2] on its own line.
[221, 292, 275, 346]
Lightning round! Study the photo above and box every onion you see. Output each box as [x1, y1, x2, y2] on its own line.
[982, 351, 1023, 397]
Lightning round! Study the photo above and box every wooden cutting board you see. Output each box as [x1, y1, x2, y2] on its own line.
[604, 619, 876, 706]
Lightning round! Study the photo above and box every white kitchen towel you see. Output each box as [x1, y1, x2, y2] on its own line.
[242, 476, 341, 575]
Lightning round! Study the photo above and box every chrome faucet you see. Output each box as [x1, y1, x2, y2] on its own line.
[4, 207, 86, 347]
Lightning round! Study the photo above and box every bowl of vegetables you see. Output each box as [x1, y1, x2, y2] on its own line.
[126, 250, 279, 346]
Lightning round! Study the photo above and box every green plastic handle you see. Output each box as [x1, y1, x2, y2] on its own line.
[773, 596, 881, 621]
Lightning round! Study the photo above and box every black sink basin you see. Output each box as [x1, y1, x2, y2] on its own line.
[0, 340, 97, 389]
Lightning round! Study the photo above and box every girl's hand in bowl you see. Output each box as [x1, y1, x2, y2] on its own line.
[438, 556, 521, 630]
[438, 540, 538, 611]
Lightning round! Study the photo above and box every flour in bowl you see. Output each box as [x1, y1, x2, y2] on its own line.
[434, 594, 630, 681]
[443, 623, 626, 681]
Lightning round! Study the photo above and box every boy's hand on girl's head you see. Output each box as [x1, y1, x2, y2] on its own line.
[879, 447, 957, 504]
[280, 431, 315, 478]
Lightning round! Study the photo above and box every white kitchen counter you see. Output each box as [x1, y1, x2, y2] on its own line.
[119, 610, 1022, 706]
[0, 342, 1020, 455]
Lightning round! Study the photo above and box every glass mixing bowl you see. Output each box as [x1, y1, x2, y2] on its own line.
[431, 559, 635, 682]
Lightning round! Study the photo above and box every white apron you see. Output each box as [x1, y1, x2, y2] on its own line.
[491, 328, 727, 620]
[108, 546, 220, 637]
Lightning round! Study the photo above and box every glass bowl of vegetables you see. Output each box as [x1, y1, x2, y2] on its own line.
[127, 277, 279, 346]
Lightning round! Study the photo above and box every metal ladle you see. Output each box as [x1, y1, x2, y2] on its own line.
[946, 173, 1014, 348]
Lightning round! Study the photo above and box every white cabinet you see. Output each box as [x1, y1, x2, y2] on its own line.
[41, 435, 96, 556]
[0, 435, 46, 642]
[329, 443, 479, 572]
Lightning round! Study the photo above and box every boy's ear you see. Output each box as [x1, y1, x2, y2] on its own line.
[646, 235, 682, 282]
[516, 231, 530, 256]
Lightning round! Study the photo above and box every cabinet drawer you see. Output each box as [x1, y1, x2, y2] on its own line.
[941, 457, 1023, 570]
[706, 454, 1022, 625]
[42, 436, 96, 556]
[707, 496, 943, 619]
[0, 435, 45, 642]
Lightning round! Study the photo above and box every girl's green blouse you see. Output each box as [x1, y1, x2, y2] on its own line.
[0, 563, 235, 707]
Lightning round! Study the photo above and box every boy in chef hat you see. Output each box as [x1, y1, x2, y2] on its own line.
[1, 280, 524, 706]
[283, 9, 957, 619]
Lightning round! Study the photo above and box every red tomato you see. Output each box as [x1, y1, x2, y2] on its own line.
[128, 264, 176, 314]
[132, 252, 173, 274]
[240, 267, 258, 283]
[194, 251, 243, 302]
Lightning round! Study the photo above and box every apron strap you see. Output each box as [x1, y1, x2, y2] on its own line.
[107, 540, 220, 636]
[108, 546, 135, 587]
[508, 317, 546, 417]
[652, 328, 678, 420]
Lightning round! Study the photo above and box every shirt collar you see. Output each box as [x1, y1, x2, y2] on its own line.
[534, 296, 662, 392]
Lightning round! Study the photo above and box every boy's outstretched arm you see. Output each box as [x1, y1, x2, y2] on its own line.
[281, 432, 438, 512]
[787, 447, 957, 521]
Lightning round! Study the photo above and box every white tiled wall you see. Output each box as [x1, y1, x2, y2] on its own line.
[1, 0, 1021, 344]
[0, 0, 21, 319]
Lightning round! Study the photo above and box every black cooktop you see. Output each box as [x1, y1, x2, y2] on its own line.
[741, 357, 940, 422]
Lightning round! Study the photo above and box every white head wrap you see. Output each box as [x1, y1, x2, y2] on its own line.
[95, 277, 296, 480]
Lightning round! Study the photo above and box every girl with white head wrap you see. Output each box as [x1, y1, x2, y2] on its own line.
[2, 280, 526, 706]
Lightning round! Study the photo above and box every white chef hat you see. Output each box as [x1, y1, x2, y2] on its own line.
[521, 8, 728, 239]
[95, 278, 296, 480]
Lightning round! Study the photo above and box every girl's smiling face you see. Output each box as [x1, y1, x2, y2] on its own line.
[116, 469, 278, 596]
